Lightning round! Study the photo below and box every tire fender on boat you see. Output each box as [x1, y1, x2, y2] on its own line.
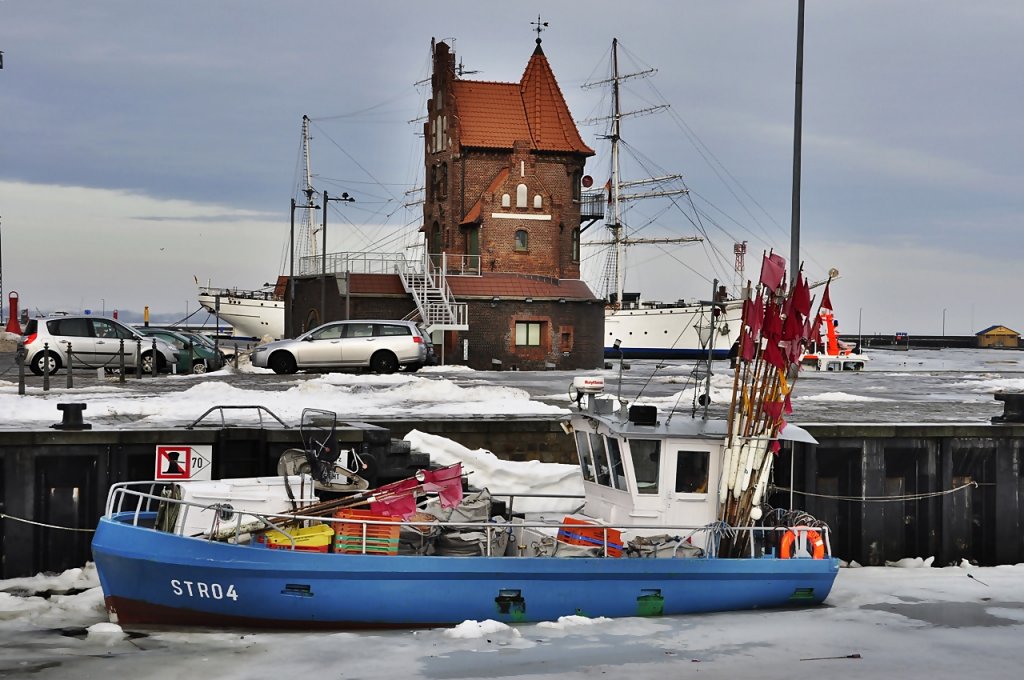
[780, 528, 825, 559]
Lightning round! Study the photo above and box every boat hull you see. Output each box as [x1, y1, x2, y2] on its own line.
[604, 303, 742, 360]
[197, 292, 284, 340]
[93, 514, 839, 629]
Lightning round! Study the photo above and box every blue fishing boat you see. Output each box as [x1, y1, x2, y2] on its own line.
[93, 249, 839, 629]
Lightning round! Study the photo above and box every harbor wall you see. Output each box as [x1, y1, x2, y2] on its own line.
[1, 419, 1022, 577]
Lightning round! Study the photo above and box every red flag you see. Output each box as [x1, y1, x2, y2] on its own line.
[764, 340, 786, 370]
[762, 300, 782, 341]
[770, 438, 782, 454]
[740, 329, 756, 362]
[421, 463, 464, 509]
[762, 400, 784, 421]
[759, 252, 786, 292]
[811, 313, 824, 344]
[369, 492, 418, 519]
[819, 281, 833, 313]
[783, 309, 802, 341]
[792, 272, 811, 318]
[784, 392, 793, 415]
[748, 295, 764, 339]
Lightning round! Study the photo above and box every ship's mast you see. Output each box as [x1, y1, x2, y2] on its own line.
[583, 40, 697, 309]
[610, 39, 624, 310]
[296, 115, 319, 268]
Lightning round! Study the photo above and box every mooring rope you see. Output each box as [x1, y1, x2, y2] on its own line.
[0, 512, 95, 532]
[771, 480, 978, 503]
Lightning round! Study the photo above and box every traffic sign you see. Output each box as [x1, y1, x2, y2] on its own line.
[155, 445, 213, 481]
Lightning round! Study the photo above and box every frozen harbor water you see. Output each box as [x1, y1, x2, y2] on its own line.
[1, 343, 1023, 677]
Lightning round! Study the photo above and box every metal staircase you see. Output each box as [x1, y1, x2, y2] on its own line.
[397, 252, 469, 334]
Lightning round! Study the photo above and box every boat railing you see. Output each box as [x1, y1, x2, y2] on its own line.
[103, 482, 831, 559]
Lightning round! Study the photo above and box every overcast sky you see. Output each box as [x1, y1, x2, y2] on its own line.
[1, 1, 1021, 335]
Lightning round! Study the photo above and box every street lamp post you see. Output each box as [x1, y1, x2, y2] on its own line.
[321, 190, 355, 327]
[289, 194, 319, 338]
[942, 308, 947, 337]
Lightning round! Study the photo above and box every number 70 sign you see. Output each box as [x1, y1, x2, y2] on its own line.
[155, 445, 213, 481]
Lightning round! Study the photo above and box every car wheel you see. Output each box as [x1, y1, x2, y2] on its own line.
[31, 352, 61, 376]
[191, 360, 208, 374]
[370, 351, 399, 374]
[269, 351, 297, 375]
[141, 352, 166, 374]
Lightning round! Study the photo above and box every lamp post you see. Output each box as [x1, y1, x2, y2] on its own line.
[942, 308, 947, 337]
[321, 190, 355, 327]
[289, 194, 319, 338]
[858, 307, 863, 351]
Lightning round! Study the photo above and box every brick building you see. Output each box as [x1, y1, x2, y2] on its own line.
[289, 37, 605, 370]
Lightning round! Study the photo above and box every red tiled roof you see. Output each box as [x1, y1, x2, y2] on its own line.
[461, 167, 510, 224]
[347, 272, 598, 301]
[448, 273, 599, 301]
[454, 46, 593, 155]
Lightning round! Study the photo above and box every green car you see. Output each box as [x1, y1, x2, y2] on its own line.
[137, 328, 225, 374]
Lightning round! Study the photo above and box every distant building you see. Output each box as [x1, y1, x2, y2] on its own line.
[288, 37, 605, 370]
[975, 325, 1020, 348]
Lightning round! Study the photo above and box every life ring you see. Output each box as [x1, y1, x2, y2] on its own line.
[779, 528, 825, 559]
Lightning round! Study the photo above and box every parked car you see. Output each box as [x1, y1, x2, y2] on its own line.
[250, 320, 431, 375]
[22, 316, 179, 375]
[137, 328, 224, 374]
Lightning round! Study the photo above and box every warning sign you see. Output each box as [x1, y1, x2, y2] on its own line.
[155, 445, 213, 481]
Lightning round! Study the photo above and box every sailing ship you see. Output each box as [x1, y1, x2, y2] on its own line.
[91, 268, 839, 628]
[196, 117, 320, 340]
[583, 39, 744, 360]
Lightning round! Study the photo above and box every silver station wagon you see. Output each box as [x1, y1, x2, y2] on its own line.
[250, 320, 433, 374]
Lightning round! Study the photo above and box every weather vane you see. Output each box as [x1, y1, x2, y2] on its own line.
[531, 15, 548, 45]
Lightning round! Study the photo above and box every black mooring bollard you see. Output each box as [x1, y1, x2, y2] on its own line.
[51, 402, 92, 430]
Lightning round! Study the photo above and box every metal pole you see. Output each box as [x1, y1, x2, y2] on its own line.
[322, 191, 328, 326]
[789, 0, 805, 287]
[289, 198, 296, 338]
[66, 342, 73, 388]
[858, 307, 863, 350]
[942, 308, 947, 337]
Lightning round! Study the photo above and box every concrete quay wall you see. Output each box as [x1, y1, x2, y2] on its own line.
[1, 419, 1022, 577]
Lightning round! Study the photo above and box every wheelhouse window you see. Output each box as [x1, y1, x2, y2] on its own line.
[590, 433, 611, 487]
[514, 229, 528, 251]
[629, 439, 661, 494]
[574, 431, 597, 482]
[606, 436, 625, 490]
[515, 321, 542, 346]
[674, 450, 710, 494]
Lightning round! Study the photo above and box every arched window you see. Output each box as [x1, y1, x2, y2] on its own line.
[533, 194, 542, 209]
[501, 193, 511, 208]
[514, 229, 528, 251]
[439, 163, 448, 199]
[516, 183, 528, 208]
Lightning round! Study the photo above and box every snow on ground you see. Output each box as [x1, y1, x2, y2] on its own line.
[1, 562, 1022, 679]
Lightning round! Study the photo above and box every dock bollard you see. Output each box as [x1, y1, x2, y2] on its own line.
[51, 403, 91, 430]
[151, 338, 158, 376]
